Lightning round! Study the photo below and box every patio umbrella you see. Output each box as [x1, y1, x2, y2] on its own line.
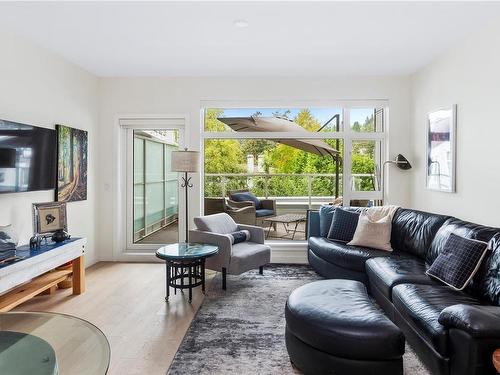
[217, 116, 341, 197]
[217, 116, 340, 158]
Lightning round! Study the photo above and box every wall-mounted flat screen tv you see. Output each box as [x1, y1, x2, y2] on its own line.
[0, 119, 56, 193]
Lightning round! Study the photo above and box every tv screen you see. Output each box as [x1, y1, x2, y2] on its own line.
[0, 120, 56, 193]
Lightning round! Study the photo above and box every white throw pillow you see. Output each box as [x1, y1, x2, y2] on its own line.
[347, 212, 393, 252]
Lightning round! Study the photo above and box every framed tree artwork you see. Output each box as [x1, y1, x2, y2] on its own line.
[55, 125, 88, 202]
[426, 105, 457, 193]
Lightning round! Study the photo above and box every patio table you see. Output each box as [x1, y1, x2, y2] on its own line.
[263, 213, 306, 240]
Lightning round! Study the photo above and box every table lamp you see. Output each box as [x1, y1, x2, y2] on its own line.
[171, 148, 199, 242]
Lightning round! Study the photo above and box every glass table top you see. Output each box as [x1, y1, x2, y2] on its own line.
[0, 312, 110, 375]
[156, 242, 219, 261]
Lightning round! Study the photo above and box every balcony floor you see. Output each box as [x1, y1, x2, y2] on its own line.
[136, 222, 179, 244]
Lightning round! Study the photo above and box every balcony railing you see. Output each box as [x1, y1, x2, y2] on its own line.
[205, 172, 376, 209]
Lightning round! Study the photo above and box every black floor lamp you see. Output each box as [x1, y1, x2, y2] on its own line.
[171, 148, 200, 243]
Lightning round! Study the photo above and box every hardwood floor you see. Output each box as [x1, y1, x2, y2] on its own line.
[14, 262, 214, 375]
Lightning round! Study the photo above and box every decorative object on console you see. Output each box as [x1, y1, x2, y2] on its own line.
[171, 148, 199, 242]
[55, 124, 88, 202]
[0, 225, 19, 264]
[327, 208, 360, 242]
[426, 105, 457, 193]
[32, 202, 69, 248]
[426, 233, 489, 291]
[51, 230, 71, 243]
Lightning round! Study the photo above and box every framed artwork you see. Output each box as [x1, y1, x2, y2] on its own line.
[426, 105, 457, 193]
[55, 124, 88, 202]
[33, 202, 67, 235]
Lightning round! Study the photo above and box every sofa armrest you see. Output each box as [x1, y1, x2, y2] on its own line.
[227, 199, 255, 209]
[260, 199, 276, 212]
[237, 224, 265, 244]
[438, 304, 500, 338]
[189, 230, 232, 267]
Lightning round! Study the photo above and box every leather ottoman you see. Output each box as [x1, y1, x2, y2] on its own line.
[285, 279, 405, 375]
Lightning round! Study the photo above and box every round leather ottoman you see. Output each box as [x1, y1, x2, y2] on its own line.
[285, 279, 405, 375]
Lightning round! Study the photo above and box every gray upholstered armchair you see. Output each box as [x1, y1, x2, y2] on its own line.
[190, 213, 271, 290]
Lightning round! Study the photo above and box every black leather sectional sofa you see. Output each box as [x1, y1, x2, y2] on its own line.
[307, 207, 500, 375]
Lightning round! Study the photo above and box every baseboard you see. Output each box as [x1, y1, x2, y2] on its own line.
[270, 248, 308, 264]
[105, 243, 309, 264]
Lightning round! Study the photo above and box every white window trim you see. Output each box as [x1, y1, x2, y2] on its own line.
[199, 100, 388, 248]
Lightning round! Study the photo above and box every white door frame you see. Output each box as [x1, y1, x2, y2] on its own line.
[114, 114, 187, 261]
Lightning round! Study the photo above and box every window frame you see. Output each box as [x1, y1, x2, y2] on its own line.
[200, 101, 388, 233]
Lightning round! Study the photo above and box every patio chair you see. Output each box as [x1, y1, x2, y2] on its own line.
[227, 189, 276, 225]
[190, 213, 271, 290]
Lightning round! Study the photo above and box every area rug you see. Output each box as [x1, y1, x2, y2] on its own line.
[167, 265, 429, 374]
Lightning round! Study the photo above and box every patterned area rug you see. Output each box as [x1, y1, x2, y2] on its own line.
[167, 265, 429, 374]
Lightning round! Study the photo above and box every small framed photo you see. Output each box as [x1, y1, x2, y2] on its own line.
[426, 105, 457, 193]
[33, 202, 68, 235]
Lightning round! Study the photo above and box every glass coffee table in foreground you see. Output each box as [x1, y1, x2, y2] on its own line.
[156, 242, 219, 303]
[0, 311, 110, 375]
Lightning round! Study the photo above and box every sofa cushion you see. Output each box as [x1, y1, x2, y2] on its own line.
[230, 191, 261, 209]
[390, 208, 450, 260]
[366, 254, 435, 301]
[392, 283, 481, 356]
[319, 205, 336, 237]
[255, 209, 274, 217]
[308, 237, 390, 272]
[327, 208, 360, 242]
[194, 213, 238, 234]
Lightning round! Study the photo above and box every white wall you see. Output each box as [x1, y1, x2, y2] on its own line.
[98, 76, 412, 260]
[410, 22, 500, 227]
[0, 28, 100, 266]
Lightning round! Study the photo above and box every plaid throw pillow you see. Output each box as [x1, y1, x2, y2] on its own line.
[327, 208, 360, 243]
[426, 233, 489, 291]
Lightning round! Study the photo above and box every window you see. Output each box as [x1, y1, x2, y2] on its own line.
[202, 103, 387, 242]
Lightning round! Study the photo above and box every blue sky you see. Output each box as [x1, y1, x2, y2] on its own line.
[220, 107, 374, 128]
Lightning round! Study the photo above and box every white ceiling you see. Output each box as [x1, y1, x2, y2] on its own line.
[0, 1, 499, 77]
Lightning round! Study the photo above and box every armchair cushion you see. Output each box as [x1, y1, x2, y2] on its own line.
[256, 209, 274, 217]
[193, 213, 238, 234]
[230, 192, 262, 209]
[229, 242, 271, 275]
[438, 304, 500, 338]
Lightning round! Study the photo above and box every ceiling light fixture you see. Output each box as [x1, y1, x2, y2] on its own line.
[233, 19, 249, 28]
